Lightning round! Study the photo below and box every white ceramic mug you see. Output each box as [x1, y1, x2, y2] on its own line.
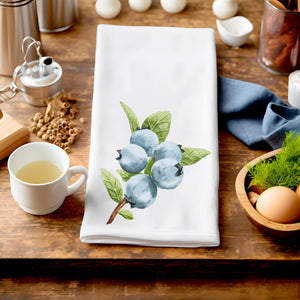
[8, 142, 88, 215]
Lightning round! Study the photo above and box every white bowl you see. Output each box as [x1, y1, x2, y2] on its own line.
[216, 16, 253, 47]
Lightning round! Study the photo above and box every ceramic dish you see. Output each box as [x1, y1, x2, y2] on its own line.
[235, 149, 300, 237]
[216, 16, 253, 47]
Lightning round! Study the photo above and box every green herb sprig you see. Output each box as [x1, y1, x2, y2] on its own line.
[248, 131, 300, 191]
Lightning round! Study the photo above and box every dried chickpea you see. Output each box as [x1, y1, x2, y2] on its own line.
[30, 92, 83, 154]
[36, 121, 43, 129]
[64, 147, 71, 154]
[31, 126, 38, 134]
[33, 112, 42, 122]
[68, 136, 75, 144]
[49, 135, 55, 142]
[40, 126, 47, 133]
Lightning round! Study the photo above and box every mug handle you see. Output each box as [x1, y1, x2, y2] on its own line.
[67, 166, 88, 196]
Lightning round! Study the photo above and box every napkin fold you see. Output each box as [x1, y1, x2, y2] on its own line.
[80, 24, 220, 247]
[218, 76, 300, 149]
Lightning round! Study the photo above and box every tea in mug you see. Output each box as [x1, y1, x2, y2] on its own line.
[16, 160, 63, 184]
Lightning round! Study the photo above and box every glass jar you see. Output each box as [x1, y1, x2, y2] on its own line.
[257, 0, 300, 75]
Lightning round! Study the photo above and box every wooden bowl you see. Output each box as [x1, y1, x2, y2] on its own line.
[235, 149, 300, 237]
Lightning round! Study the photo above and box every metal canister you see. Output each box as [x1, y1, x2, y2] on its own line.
[0, 0, 40, 76]
[16, 56, 63, 106]
[36, 0, 78, 33]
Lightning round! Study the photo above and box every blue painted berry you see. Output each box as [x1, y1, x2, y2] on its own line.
[107, 174, 157, 224]
[116, 144, 147, 174]
[151, 158, 184, 189]
[130, 127, 159, 157]
[153, 141, 184, 163]
[124, 174, 157, 209]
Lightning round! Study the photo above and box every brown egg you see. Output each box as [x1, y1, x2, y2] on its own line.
[248, 191, 259, 205]
[256, 186, 300, 224]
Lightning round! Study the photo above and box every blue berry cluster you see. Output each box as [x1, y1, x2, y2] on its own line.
[116, 127, 185, 212]
[102, 102, 210, 224]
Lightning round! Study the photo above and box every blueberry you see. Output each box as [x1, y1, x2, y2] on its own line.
[116, 144, 147, 174]
[130, 128, 159, 157]
[153, 141, 184, 163]
[151, 158, 183, 189]
[124, 174, 157, 209]
[106, 174, 158, 224]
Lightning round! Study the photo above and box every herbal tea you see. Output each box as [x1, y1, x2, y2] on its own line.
[16, 160, 63, 184]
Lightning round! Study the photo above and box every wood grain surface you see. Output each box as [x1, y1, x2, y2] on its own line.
[0, 111, 30, 160]
[0, 0, 298, 298]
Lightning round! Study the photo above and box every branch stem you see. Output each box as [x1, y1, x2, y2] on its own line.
[106, 197, 127, 224]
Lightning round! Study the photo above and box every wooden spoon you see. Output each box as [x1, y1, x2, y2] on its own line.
[269, 0, 287, 9]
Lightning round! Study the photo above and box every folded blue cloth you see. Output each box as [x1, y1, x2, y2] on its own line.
[218, 76, 300, 149]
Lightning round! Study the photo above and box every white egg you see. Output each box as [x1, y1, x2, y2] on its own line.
[95, 0, 121, 19]
[212, 0, 238, 19]
[129, 0, 152, 12]
[160, 0, 187, 14]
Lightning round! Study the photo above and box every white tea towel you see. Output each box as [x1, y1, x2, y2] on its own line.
[80, 25, 220, 247]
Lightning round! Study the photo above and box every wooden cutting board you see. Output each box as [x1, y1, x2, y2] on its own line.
[0, 109, 30, 160]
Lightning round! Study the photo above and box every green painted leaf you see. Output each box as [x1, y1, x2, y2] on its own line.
[118, 209, 134, 220]
[144, 157, 155, 176]
[116, 169, 138, 182]
[101, 168, 123, 203]
[181, 148, 210, 166]
[142, 111, 171, 144]
[120, 101, 140, 133]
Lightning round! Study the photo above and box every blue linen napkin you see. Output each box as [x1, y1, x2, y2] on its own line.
[218, 76, 300, 149]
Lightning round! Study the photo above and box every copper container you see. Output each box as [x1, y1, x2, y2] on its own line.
[257, 0, 300, 75]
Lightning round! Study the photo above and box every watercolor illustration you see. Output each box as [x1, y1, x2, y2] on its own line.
[101, 101, 210, 224]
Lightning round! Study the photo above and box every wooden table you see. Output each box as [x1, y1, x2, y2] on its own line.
[1, 0, 300, 298]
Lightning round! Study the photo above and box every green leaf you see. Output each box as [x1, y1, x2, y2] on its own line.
[118, 209, 134, 220]
[120, 101, 140, 133]
[144, 157, 155, 176]
[116, 169, 138, 182]
[248, 131, 300, 191]
[101, 168, 123, 203]
[181, 147, 210, 166]
[142, 111, 171, 144]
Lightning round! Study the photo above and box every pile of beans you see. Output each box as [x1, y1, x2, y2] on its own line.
[30, 92, 85, 153]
